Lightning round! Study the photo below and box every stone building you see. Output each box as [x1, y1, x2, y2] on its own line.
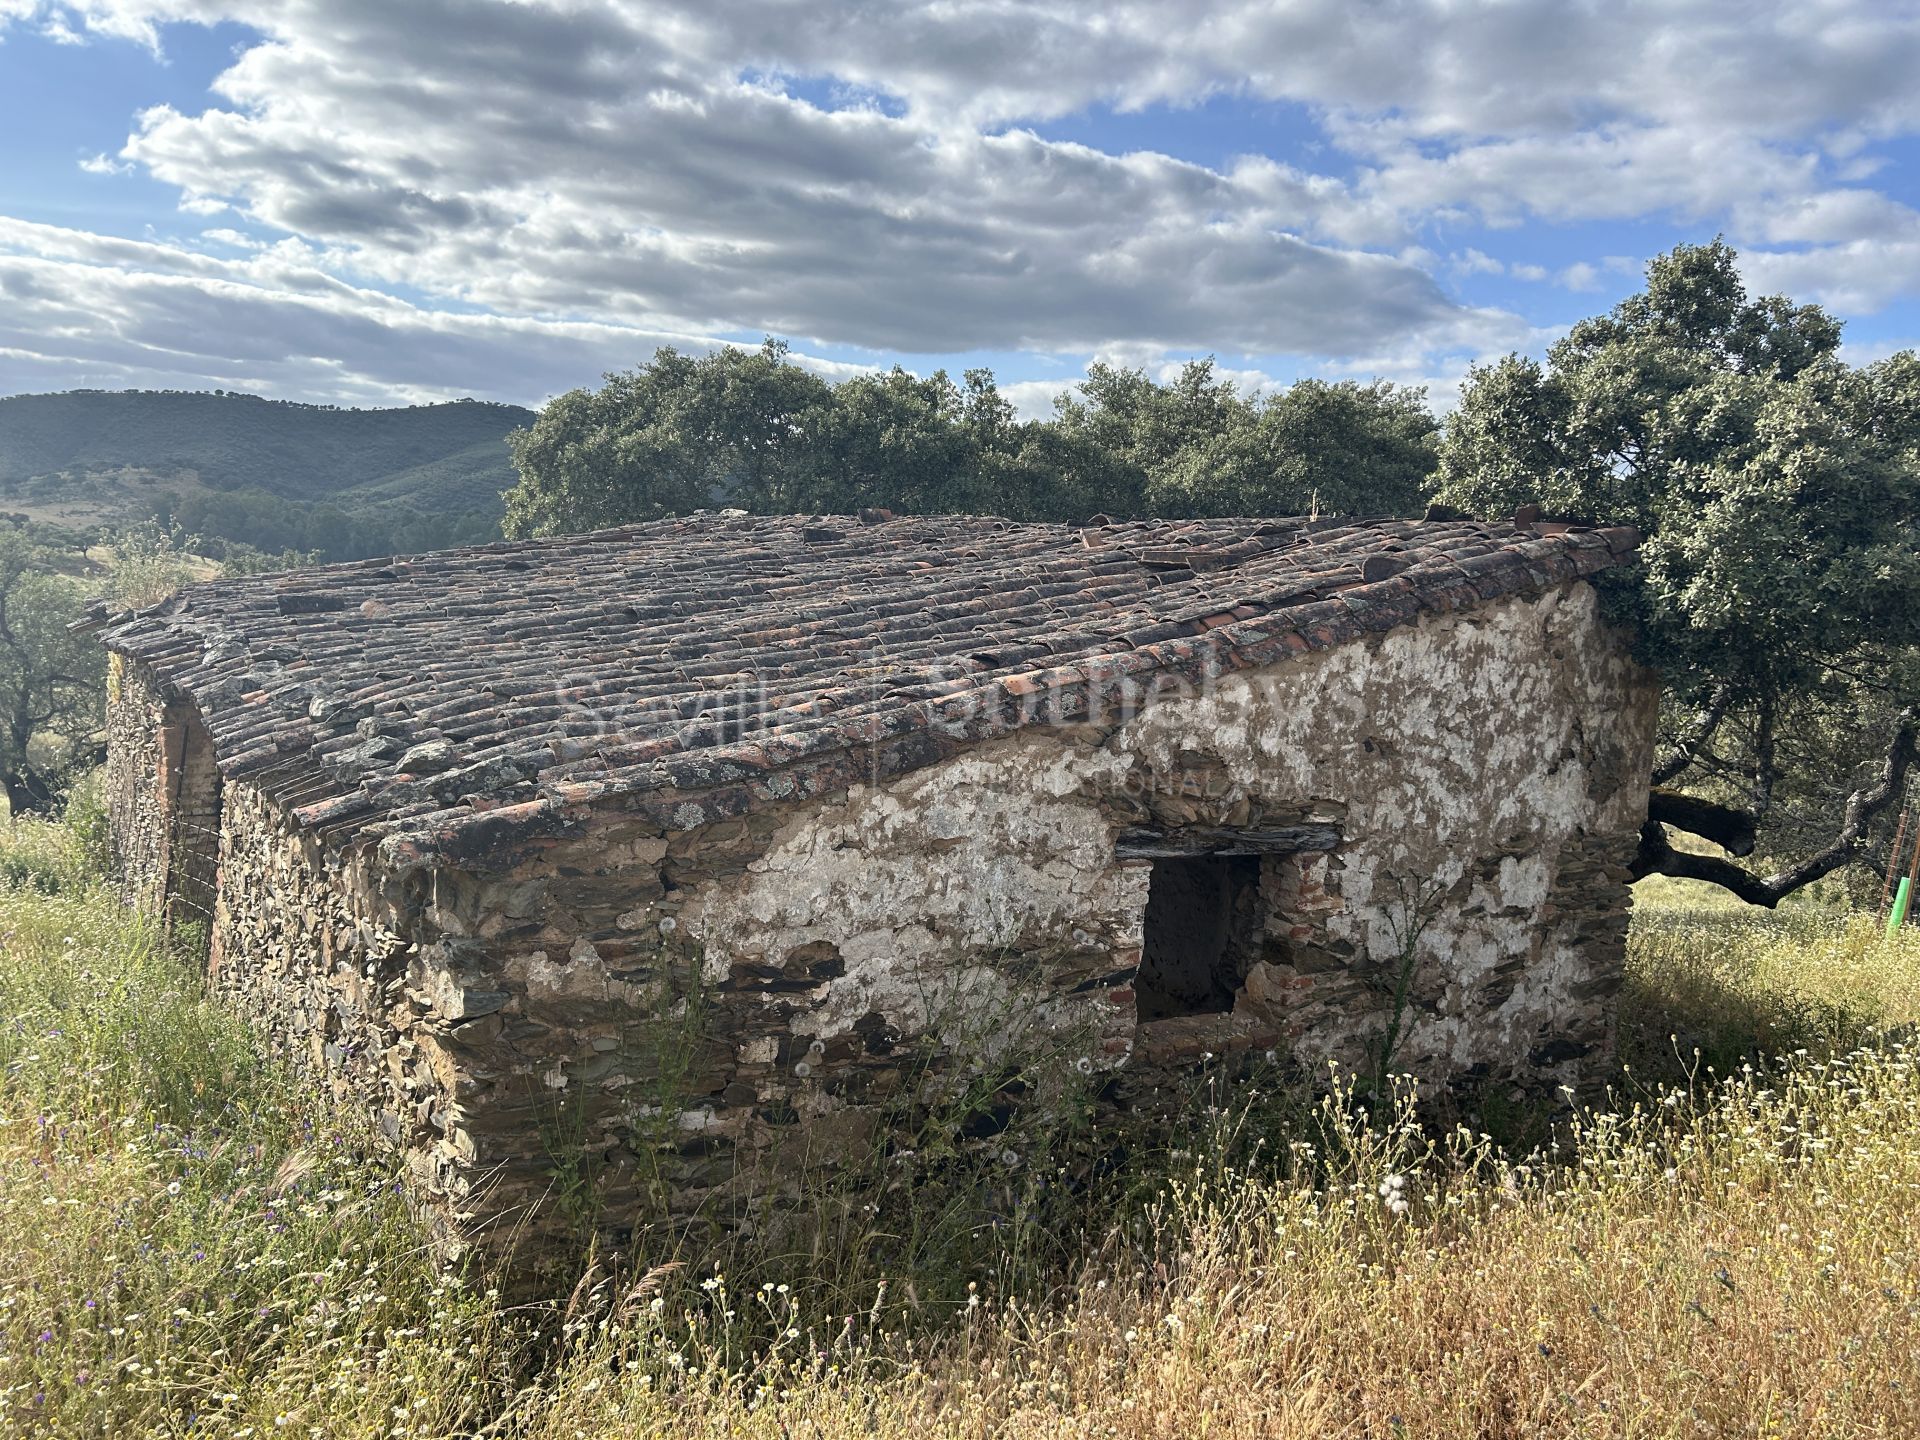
[89, 512, 1655, 1265]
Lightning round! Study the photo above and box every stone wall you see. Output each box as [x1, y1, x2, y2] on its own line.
[383, 579, 1655, 1267]
[111, 579, 1657, 1276]
[203, 783, 554, 1263]
[106, 655, 223, 927]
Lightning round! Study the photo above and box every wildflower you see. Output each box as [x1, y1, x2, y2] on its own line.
[793, 1060, 812, 1079]
[1074, 1056, 1094, 1075]
[166, 1181, 182, 1197]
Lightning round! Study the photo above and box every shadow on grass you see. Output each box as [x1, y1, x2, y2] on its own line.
[1618, 906, 1905, 1093]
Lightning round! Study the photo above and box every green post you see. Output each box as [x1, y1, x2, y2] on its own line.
[1890, 877, 1913, 938]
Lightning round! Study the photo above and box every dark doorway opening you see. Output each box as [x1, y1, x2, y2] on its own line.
[1136, 854, 1262, 1021]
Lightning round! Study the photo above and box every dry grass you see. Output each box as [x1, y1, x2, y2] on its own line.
[4, 846, 1920, 1438]
[516, 1051, 1920, 1438]
[0, 887, 519, 1437]
[1621, 906, 1920, 1085]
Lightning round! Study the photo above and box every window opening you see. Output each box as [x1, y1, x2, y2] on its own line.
[1136, 853, 1261, 1021]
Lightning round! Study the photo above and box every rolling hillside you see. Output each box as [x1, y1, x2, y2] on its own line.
[0, 389, 537, 558]
[0, 390, 534, 501]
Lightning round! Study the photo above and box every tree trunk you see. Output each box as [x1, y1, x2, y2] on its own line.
[1634, 707, 1917, 906]
[2, 768, 54, 818]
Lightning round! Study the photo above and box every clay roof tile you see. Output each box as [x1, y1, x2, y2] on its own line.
[94, 512, 1636, 867]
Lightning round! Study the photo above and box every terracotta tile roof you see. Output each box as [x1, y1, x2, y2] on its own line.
[88, 513, 1637, 870]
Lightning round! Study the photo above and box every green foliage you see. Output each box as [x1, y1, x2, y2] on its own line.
[61, 766, 111, 878]
[504, 345, 1439, 535]
[0, 811, 95, 893]
[1438, 239, 1917, 682]
[1362, 877, 1449, 1102]
[105, 518, 201, 610]
[0, 527, 104, 816]
[1437, 240, 1920, 894]
[0, 880, 519, 1436]
[1620, 906, 1920, 1085]
[504, 341, 838, 535]
[1056, 362, 1438, 519]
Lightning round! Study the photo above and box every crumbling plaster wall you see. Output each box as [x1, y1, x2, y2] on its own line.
[112, 580, 1653, 1271]
[675, 578, 1654, 1084]
[379, 580, 1652, 1263]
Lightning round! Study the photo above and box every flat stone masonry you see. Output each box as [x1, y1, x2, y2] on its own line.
[106, 652, 222, 928]
[106, 574, 1654, 1276]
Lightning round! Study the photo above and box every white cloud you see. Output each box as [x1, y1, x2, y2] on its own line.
[115, 67, 1477, 358]
[1741, 237, 1920, 313]
[3, 0, 1920, 403]
[1000, 378, 1076, 421]
[1551, 256, 1641, 294]
[1451, 249, 1505, 277]
[0, 217, 870, 403]
[198, 226, 263, 250]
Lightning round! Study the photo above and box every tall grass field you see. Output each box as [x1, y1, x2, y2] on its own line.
[3, 810, 1919, 1438]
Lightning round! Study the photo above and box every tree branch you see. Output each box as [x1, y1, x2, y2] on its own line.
[1647, 789, 1757, 856]
[1634, 707, 1918, 906]
[1630, 820, 1783, 905]
[1651, 683, 1732, 785]
[1750, 691, 1777, 819]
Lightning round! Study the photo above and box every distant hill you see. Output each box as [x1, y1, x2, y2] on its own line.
[0, 390, 535, 503]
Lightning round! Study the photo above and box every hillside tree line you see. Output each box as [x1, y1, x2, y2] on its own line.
[501, 345, 1437, 535]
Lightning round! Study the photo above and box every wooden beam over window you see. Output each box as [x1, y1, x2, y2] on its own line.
[1114, 824, 1341, 859]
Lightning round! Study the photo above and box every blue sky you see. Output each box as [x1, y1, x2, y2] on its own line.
[4, 1, 1920, 414]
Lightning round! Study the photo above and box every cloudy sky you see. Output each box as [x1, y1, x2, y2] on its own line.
[3, 0, 1920, 415]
